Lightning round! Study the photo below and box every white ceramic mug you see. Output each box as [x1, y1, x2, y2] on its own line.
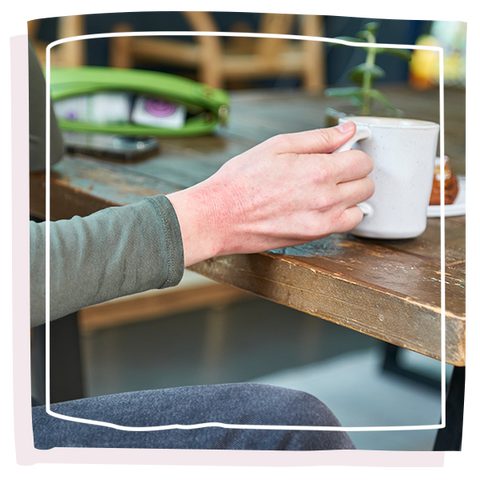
[336, 116, 440, 239]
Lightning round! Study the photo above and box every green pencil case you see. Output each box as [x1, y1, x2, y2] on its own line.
[48, 66, 230, 137]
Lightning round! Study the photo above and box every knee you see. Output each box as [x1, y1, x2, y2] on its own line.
[275, 386, 343, 428]
[235, 383, 342, 427]
[229, 383, 355, 450]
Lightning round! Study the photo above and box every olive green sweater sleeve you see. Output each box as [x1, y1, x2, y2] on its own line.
[28, 36, 184, 327]
[30, 195, 185, 327]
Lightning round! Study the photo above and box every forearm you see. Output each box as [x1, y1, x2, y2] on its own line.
[30, 195, 184, 327]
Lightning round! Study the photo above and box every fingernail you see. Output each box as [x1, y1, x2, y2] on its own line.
[335, 122, 355, 133]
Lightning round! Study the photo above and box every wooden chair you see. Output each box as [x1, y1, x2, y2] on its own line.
[28, 15, 86, 67]
[109, 12, 325, 91]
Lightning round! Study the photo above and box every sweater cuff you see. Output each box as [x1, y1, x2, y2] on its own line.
[146, 195, 185, 289]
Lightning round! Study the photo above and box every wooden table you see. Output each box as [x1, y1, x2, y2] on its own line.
[30, 85, 466, 450]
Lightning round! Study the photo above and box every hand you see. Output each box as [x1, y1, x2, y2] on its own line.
[167, 122, 374, 267]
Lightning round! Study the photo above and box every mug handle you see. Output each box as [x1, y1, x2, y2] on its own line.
[334, 125, 373, 216]
[333, 125, 371, 153]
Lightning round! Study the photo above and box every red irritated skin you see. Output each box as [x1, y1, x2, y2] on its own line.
[167, 122, 374, 268]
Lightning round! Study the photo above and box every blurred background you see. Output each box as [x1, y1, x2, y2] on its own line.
[28, 12, 466, 89]
[29, 11, 465, 451]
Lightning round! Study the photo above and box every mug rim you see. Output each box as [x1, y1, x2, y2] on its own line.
[339, 116, 439, 129]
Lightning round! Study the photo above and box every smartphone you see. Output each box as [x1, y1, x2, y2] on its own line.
[62, 132, 160, 161]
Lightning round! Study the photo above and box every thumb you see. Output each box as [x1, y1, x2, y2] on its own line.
[282, 122, 357, 154]
[318, 121, 359, 153]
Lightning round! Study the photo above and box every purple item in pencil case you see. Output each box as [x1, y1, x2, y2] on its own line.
[131, 96, 187, 128]
[144, 99, 177, 117]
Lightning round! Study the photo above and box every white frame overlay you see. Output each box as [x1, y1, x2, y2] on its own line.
[43, 28, 446, 434]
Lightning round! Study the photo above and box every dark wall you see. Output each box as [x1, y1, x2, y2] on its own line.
[324, 16, 431, 86]
[34, 12, 431, 87]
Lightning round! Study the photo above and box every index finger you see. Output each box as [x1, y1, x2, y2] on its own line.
[274, 123, 357, 155]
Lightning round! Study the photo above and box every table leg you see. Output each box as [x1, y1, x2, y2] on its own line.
[382, 343, 441, 391]
[433, 366, 465, 451]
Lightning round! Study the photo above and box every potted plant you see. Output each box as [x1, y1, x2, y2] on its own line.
[324, 22, 412, 126]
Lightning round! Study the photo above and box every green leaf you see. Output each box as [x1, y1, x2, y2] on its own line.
[368, 89, 400, 113]
[325, 87, 364, 99]
[348, 96, 364, 107]
[376, 48, 412, 61]
[356, 30, 372, 41]
[347, 63, 386, 83]
[364, 22, 379, 34]
[325, 87, 365, 109]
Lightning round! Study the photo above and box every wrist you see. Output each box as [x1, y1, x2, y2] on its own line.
[166, 183, 228, 267]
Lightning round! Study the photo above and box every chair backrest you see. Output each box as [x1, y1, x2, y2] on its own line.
[107, 12, 325, 90]
[182, 12, 302, 58]
[28, 15, 86, 67]
[182, 11, 223, 69]
[255, 14, 296, 59]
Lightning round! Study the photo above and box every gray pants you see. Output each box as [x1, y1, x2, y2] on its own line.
[32, 383, 355, 450]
